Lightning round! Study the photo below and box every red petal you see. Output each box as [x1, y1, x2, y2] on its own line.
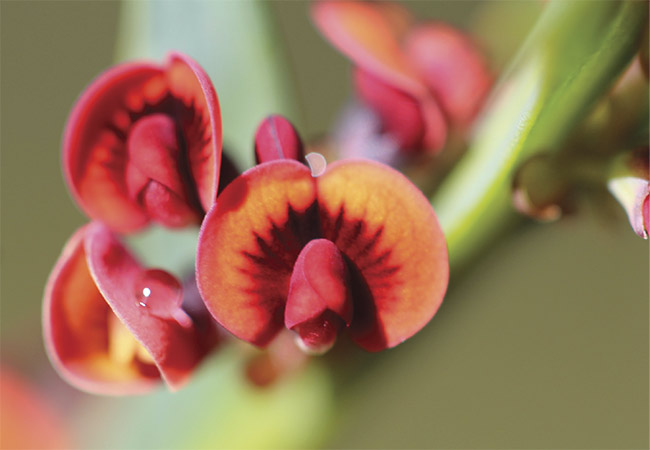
[197, 161, 318, 346]
[317, 160, 449, 351]
[254, 115, 305, 164]
[311, 0, 426, 97]
[404, 24, 492, 126]
[165, 52, 222, 213]
[355, 69, 446, 152]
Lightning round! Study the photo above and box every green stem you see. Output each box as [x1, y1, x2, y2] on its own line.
[432, 0, 648, 269]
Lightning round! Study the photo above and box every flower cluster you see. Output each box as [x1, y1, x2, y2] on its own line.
[45, 49, 449, 393]
[44, 0, 647, 398]
[312, 1, 491, 156]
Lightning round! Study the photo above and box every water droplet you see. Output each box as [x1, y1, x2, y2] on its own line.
[134, 269, 183, 319]
[305, 152, 327, 177]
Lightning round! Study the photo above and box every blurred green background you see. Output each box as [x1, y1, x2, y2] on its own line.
[1, 1, 648, 448]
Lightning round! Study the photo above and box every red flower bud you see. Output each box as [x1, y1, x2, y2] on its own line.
[254, 115, 305, 164]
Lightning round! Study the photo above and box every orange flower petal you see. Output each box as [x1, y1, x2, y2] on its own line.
[197, 161, 318, 346]
[317, 160, 448, 350]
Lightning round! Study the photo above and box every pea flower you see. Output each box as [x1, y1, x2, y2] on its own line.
[43, 222, 219, 395]
[196, 117, 449, 353]
[312, 1, 491, 154]
[63, 52, 222, 233]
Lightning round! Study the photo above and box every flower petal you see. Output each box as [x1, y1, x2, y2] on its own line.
[311, 0, 426, 97]
[255, 115, 305, 164]
[197, 161, 318, 346]
[404, 24, 492, 126]
[317, 160, 449, 351]
[354, 69, 447, 152]
[44, 223, 215, 395]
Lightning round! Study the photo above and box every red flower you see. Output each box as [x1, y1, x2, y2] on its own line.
[43, 222, 219, 395]
[63, 52, 222, 233]
[312, 1, 491, 154]
[196, 157, 448, 353]
[255, 115, 305, 164]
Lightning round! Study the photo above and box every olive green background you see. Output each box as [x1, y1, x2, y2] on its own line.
[1, 1, 648, 448]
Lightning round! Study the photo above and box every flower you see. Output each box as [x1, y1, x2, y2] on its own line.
[43, 222, 219, 395]
[312, 1, 491, 154]
[63, 52, 222, 233]
[196, 152, 449, 353]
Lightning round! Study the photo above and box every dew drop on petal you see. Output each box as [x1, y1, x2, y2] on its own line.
[134, 269, 183, 319]
[305, 152, 327, 177]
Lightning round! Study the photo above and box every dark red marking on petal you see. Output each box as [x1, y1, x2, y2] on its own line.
[255, 115, 305, 164]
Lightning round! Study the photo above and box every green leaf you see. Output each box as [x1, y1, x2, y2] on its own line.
[432, 0, 648, 268]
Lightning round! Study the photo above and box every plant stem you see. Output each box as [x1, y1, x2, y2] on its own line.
[432, 0, 648, 270]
